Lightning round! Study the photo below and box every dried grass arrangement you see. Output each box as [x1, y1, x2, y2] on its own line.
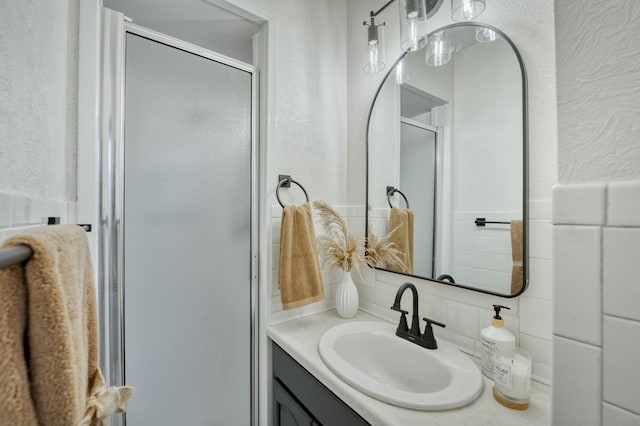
[313, 200, 364, 272]
[313, 200, 407, 273]
[366, 225, 407, 271]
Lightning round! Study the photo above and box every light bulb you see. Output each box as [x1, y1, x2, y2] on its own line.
[406, 0, 420, 19]
[451, 0, 485, 22]
[399, 0, 428, 52]
[426, 31, 452, 67]
[395, 59, 407, 85]
[363, 19, 385, 73]
[476, 27, 499, 42]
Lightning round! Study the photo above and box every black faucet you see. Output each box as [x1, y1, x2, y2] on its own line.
[390, 283, 446, 349]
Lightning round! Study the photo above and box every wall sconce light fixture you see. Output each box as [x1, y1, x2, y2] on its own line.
[364, 0, 440, 73]
[363, 14, 386, 73]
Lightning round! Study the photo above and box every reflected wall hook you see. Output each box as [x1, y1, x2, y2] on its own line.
[386, 186, 410, 209]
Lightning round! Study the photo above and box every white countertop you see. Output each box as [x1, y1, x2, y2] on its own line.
[268, 310, 551, 426]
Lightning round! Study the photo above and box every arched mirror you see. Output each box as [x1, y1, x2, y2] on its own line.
[366, 23, 527, 297]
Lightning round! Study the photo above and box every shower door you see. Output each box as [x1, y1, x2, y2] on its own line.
[100, 10, 256, 426]
[399, 120, 437, 277]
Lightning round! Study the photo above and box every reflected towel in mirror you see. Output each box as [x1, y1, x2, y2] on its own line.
[387, 208, 414, 274]
[510, 220, 523, 293]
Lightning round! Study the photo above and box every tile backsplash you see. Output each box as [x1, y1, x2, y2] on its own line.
[0, 191, 76, 243]
[552, 181, 640, 425]
[269, 199, 553, 386]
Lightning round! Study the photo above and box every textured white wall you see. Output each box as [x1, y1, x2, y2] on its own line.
[556, 0, 640, 183]
[254, 0, 348, 207]
[0, 0, 79, 201]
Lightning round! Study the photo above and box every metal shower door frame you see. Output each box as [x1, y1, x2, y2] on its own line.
[99, 8, 259, 425]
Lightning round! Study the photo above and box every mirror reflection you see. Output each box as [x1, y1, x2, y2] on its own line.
[366, 23, 526, 296]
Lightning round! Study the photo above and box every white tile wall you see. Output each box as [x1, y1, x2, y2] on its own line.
[602, 316, 640, 415]
[602, 403, 640, 426]
[607, 181, 640, 227]
[603, 228, 640, 321]
[552, 183, 606, 225]
[0, 191, 77, 246]
[526, 258, 552, 300]
[519, 296, 552, 339]
[552, 181, 640, 425]
[451, 210, 518, 294]
[0, 194, 12, 227]
[552, 336, 602, 426]
[553, 225, 602, 345]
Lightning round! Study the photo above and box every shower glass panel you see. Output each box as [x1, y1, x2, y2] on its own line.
[399, 122, 437, 277]
[122, 33, 252, 425]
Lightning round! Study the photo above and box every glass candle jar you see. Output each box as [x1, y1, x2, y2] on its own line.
[493, 347, 532, 410]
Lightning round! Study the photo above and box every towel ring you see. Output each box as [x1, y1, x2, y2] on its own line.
[276, 175, 309, 208]
[386, 187, 410, 209]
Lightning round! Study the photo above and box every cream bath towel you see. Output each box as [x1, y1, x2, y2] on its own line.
[387, 208, 414, 274]
[0, 225, 133, 426]
[510, 220, 524, 294]
[278, 203, 325, 310]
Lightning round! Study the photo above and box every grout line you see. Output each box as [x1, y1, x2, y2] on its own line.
[602, 313, 640, 324]
[602, 400, 640, 418]
[553, 333, 602, 349]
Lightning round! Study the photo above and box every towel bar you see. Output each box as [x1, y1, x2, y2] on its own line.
[386, 186, 410, 209]
[0, 223, 92, 269]
[276, 175, 309, 207]
[474, 218, 510, 227]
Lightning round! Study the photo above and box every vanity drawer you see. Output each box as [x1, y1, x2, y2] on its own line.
[272, 342, 369, 426]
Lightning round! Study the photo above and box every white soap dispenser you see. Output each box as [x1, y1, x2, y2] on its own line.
[480, 305, 516, 378]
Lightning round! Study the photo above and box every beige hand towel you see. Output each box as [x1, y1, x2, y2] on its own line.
[0, 225, 134, 426]
[510, 220, 524, 294]
[387, 207, 414, 274]
[278, 203, 325, 310]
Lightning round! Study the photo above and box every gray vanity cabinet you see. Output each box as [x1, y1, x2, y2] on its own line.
[272, 342, 369, 426]
[273, 379, 319, 426]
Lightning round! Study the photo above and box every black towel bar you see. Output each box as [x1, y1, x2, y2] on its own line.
[0, 221, 92, 269]
[474, 218, 510, 227]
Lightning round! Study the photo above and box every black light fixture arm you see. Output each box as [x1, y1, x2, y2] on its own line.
[363, 0, 396, 31]
[371, 0, 397, 18]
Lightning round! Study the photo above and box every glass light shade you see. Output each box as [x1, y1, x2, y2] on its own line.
[451, 0, 486, 21]
[395, 57, 409, 85]
[399, 0, 429, 52]
[425, 31, 452, 66]
[475, 26, 500, 42]
[363, 23, 386, 73]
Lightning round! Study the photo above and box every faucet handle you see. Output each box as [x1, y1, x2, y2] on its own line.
[421, 317, 446, 349]
[390, 306, 408, 314]
[391, 306, 410, 333]
[423, 317, 446, 329]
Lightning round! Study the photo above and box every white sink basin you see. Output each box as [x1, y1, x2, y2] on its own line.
[318, 321, 483, 411]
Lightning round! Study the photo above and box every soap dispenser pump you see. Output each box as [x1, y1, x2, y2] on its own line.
[480, 305, 516, 378]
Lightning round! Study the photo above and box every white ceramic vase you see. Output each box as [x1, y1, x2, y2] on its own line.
[335, 269, 359, 318]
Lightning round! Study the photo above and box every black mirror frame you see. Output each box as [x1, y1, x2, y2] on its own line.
[364, 22, 529, 298]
